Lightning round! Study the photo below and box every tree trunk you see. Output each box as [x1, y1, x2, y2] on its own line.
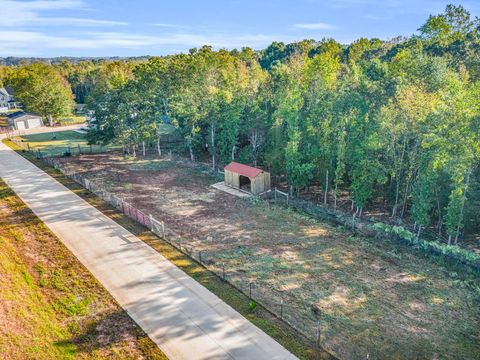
[417, 224, 422, 239]
[392, 137, 407, 217]
[142, 141, 146, 157]
[454, 167, 472, 244]
[401, 181, 410, 218]
[189, 141, 194, 162]
[334, 184, 338, 210]
[435, 189, 442, 235]
[211, 125, 216, 170]
[324, 170, 329, 205]
[231, 145, 235, 161]
[156, 137, 162, 157]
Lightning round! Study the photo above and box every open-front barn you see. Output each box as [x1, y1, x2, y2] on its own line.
[224, 162, 270, 195]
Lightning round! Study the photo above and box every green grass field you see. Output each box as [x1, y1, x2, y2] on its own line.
[14, 130, 119, 156]
[14, 124, 177, 157]
[58, 115, 87, 125]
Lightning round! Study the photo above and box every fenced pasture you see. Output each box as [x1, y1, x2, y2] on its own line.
[9, 125, 181, 158]
[9, 130, 120, 157]
[43, 153, 480, 360]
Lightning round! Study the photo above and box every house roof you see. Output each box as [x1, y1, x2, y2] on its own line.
[7, 111, 41, 121]
[0, 87, 9, 97]
[7, 111, 25, 119]
[224, 162, 263, 178]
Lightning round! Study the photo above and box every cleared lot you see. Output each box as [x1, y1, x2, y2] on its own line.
[53, 152, 480, 360]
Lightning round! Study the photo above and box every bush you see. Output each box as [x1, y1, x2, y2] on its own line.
[372, 223, 480, 270]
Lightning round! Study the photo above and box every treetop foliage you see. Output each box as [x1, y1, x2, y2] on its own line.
[1, 4, 479, 246]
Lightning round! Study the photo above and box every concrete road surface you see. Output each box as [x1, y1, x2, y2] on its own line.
[0, 129, 297, 360]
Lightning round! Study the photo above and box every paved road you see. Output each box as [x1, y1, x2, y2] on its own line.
[0, 128, 297, 360]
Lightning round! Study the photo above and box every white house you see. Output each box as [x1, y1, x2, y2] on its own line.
[0, 87, 19, 113]
[0, 87, 10, 113]
[7, 111, 43, 130]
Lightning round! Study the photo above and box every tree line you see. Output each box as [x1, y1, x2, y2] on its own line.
[1, 5, 479, 245]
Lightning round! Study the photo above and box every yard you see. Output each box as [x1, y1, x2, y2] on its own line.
[0, 179, 165, 359]
[13, 125, 178, 157]
[13, 130, 119, 156]
[53, 152, 480, 360]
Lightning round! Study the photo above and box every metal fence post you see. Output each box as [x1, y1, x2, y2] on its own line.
[199, 250, 203, 263]
[280, 299, 284, 319]
[249, 282, 253, 298]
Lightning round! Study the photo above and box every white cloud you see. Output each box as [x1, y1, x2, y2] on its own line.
[154, 23, 193, 29]
[33, 17, 128, 26]
[292, 22, 336, 30]
[0, 0, 126, 27]
[0, 30, 300, 55]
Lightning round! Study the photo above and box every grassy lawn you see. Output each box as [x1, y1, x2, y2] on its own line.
[14, 130, 118, 157]
[0, 179, 166, 360]
[58, 115, 87, 125]
[14, 125, 178, 157]
[3, 138, 334, 360]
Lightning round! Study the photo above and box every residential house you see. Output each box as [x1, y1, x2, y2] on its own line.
[0, 87, 20, 113]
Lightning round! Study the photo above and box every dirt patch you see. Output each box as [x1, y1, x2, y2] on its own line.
[56, 153, 480, 360]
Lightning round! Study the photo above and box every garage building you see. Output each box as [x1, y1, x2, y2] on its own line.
[8, 111, 44, 130]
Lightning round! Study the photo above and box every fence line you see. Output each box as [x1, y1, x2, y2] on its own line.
[9, 138, 474, 359]
[36, 155, 374, 359]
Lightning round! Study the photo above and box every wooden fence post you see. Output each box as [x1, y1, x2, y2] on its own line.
[149, 214, 154, 230]
[316, 321, 321, 347]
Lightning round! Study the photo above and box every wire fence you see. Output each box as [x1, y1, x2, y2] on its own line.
[271, 188, 480, 272]
[37, 155, 377, 360]
[8, 137, 477, 358]
[8, 137, 119, 157]
[7, 132, 182, 158]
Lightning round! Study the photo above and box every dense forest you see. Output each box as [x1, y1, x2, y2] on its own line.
[1, 5, 479, 246]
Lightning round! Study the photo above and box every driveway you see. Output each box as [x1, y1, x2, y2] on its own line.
[0, 128, 296, 360]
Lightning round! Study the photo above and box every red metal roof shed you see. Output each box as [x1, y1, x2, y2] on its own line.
[224, 162, 262, 178]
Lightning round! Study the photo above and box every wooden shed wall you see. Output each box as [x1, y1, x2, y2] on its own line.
[224, 170, 240, 189]
[251, 172, 271, 195]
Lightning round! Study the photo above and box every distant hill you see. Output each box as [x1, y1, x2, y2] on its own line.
[0, 56, 152, 66]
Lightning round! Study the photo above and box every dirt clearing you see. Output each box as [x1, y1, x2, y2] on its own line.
[57, 152, 480, 360]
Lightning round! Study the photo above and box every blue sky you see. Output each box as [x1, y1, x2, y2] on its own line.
[0, 0, 478, 57]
